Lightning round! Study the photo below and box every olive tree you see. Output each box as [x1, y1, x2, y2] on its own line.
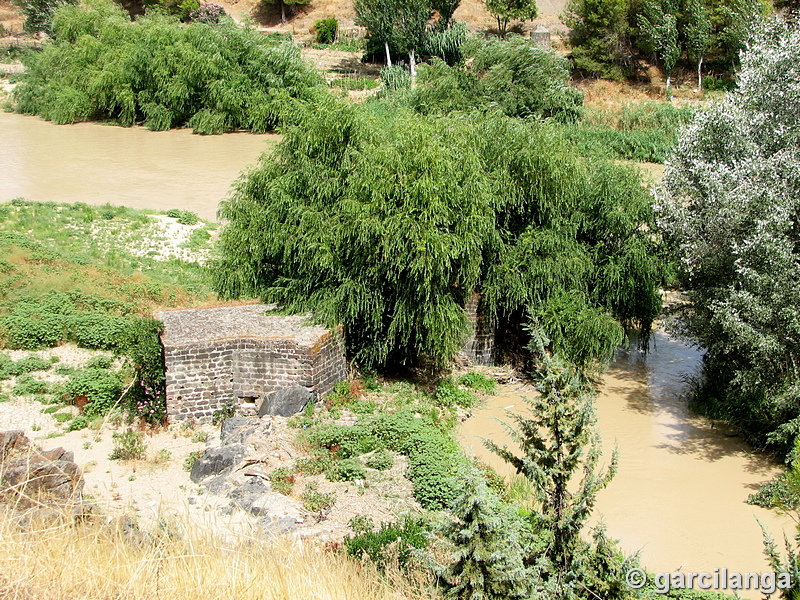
[656, 19, 800, 451]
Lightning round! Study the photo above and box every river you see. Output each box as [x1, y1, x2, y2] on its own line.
[459, 330, 791, 598]
[0, 112, 279, 221]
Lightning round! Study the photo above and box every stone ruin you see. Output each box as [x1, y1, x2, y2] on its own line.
[462, 293, 495, 365]
[157, 305, 348, 424]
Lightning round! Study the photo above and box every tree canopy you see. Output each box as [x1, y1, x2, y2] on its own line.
[657, 19, 800, 452]
[212, 99, 664, 370]
[13, 0, 323, 133]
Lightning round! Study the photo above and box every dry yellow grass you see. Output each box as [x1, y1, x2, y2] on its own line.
[0, 508, 435, 600]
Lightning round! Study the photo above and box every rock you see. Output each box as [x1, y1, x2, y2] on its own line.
[220, 417, 260, 446]
[0, 431, 85, 509]
[259, 515, 298, 535]
[228, 477, 270, 514]
[258, 386, 312, 418]
[189, 444, 245, 483]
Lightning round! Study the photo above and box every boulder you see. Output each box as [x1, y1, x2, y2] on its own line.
[258, 386, 311, 418]
[189, 444, 245, 483]
[220, 416, 260, 446]
[0, 431, 84, 506]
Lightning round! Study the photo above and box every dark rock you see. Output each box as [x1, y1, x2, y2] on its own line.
[202, 474, 232, 495]
[189, 444, 245, 483]
[259, 515, 298, 535]
[220, 417, 259, 446]
[258, 386, 312, 417]
[228, 477, 270, 514]
[0, 432, 84, 504]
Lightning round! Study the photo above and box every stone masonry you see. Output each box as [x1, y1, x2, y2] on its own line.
[462, 293, 495, 365]
[157, 305, 347, 424]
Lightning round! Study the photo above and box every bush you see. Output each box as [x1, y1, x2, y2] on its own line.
[109, 429, 147, 460]
[269, 467, 296, 495]
[379, 65, 411, 92]
[365, 449, 393, 470]
[344, 518, 428, 569]
[325, 457, 366, 482]
[13, 1, 324, 133]
[457, 371, 497, 394]
[434, 380, 476, 408]
[302, 485, 336, 512]
[12, 373, 51, 395]
[0, 354, 56, 380]
[66, 415, 89, 431]
[176, 211, 199, 225]
[13, 0, 78, 33]
[183, 450, 204, 471]
[332, 77, 379, 91]
[64, 367, 123, 417]
[314, 18, 337, 44]
[166, 209, 181, 218]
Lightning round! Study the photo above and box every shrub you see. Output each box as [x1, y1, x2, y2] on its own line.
[434, 380, 476, 408]
[66, 415, 89, 431]
[332, 77, 379, 91]
[0, 354, 56, 380]
[302, 486, 336, 512]
[52, 412, 72, 423]
[296, 453, 335, 475]
[176, 211, 199, 226]
[365, 449, 393, 470]
[325, 457, 366, 482]
[314, 18, 337, 44]
[64, 367, 123, 417]
[379, 65, 411, 92]
[109, 429, 147, 460]
[12, 374, 51, 395]
[211, 401, 235, 425]
[457, 371, 497, 394]
[166, 209, 181, 218]
[14, 1, 324, 133]
[269, 467, 296, 495]
[344, 518, 428, 569]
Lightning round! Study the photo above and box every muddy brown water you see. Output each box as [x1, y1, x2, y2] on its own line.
[0, 112, 279, 221]
[459, 331, 792, 598]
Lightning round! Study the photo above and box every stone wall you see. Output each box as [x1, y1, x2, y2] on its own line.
[158, 306, 347, 424]
[462, 293, 495, 365]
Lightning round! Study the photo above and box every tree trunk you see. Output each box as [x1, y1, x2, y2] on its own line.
[697, 56, 703, 90]
[384, 40, 392, 67]
[280, 0, 286, 24]
[409, 48, 417, 83]
[665, 73, 671, 95]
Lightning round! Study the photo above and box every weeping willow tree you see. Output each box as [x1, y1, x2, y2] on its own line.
[213, 99, 665, 369]
[12, 0, 324, 133]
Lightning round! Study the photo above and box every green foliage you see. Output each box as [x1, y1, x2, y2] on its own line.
[364, 449, 394, 470]
[410, 37, 584, 123]
[66, 414, 89, 430]
[656, 19, 800, 453]
[213, 101, 664, 371]
[13, 0, 78, 33]
[183, 450, 204, 471]
[296, 453, 336, 475]
[348, 514, 375, 535]
[211, 400, 235, 425]
[423, 20, 466, 64]
[637, 0, 681, 89]
[64, 365, 123, 417]
[438, 470, 532, 600]
[485, 327, 623, 598]
[176, 211, 198, 225]
[109, 429, 147, 460]
[302, 485, 336, 512]
[434, 380, 476, 408]
[562, 0, 633, 79]
[344, 517, 428, 569]
[326, 457, 367, 481]
[314, 18, 338, 44]
[0, 353, 56, 380]
[483, 0, 537, 36]
[456, 371, 497, 394]
[12, 373, 51, 395]
[269, 466, 296, 494]
[13, 0, 324, 133]
[380, 65, 411, 91]
[166, 209, 181, 218]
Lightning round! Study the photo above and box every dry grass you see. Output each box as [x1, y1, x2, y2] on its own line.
[0, 507, 435, 600]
